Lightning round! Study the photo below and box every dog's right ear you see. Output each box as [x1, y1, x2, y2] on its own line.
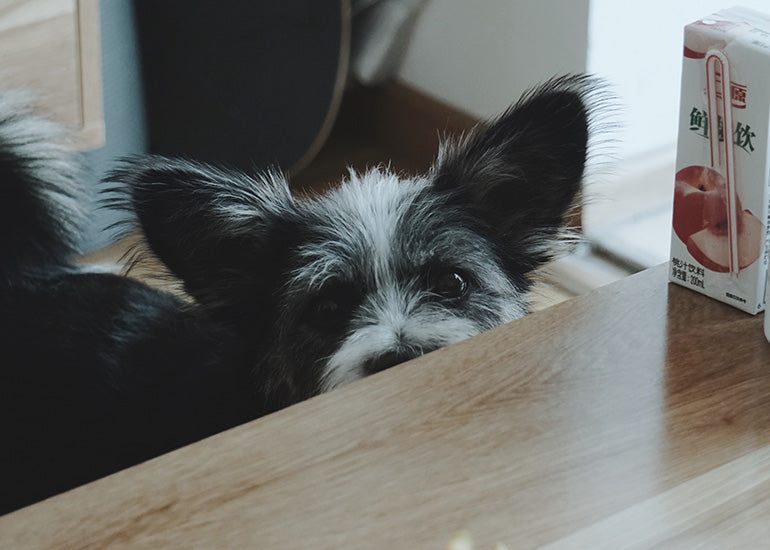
[431, 75, 602, 274]
[106, 156, 297, 318]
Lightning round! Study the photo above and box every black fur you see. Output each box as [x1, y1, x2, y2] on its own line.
[0, 76, 600, 514]
[434, 74, 593, 274]
[0, 94, 85, 282]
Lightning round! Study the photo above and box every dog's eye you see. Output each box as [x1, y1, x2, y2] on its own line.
[305, 285, 359, 331]
[428, 270, 469, 300]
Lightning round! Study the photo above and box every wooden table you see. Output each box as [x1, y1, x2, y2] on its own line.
[3, 264, 770, 548]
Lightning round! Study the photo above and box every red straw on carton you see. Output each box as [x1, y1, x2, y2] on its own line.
[705, 49, 739, 276]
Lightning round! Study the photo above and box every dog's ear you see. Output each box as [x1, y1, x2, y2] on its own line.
[106, 156, 297, 320]
[432, 75, 600, 272]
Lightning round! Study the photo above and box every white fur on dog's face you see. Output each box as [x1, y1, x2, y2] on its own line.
[281, 167, 527, 392]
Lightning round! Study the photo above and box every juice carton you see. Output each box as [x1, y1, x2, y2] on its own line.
[670, 6, 770, 314]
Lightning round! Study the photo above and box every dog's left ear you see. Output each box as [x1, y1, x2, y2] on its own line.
[432, 75, 599, 272]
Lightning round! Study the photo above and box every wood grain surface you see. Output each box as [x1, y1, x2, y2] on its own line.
[2, 264, 770, 548]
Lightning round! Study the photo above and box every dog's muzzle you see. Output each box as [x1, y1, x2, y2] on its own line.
[364, 350, 418, 375]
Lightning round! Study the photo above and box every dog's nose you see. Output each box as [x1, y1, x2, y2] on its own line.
[364, 350, 416, 375]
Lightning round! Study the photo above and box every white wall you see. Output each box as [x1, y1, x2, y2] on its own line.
[397, 1, 770, 159]
[396, 0, 590, 119]
[588, 1, 770, 161]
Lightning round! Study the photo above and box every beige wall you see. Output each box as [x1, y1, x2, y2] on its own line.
[396, 0, 590, 119]
[589, 0, 770, 160]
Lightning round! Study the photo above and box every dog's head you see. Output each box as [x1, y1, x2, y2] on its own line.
[111, 75, 601, 410]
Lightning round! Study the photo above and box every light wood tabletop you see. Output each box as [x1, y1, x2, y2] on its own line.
[2, 263, 770, 549]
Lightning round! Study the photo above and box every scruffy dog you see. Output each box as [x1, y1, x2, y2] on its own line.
[0, 75, 600, 513]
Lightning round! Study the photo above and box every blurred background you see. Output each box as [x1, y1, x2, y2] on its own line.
[2, 0, 768, 305]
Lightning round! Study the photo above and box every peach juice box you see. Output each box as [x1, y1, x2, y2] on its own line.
[670, 7, 770, 314]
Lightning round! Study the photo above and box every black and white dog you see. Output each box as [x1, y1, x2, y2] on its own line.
[0, 75, 601, 513]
